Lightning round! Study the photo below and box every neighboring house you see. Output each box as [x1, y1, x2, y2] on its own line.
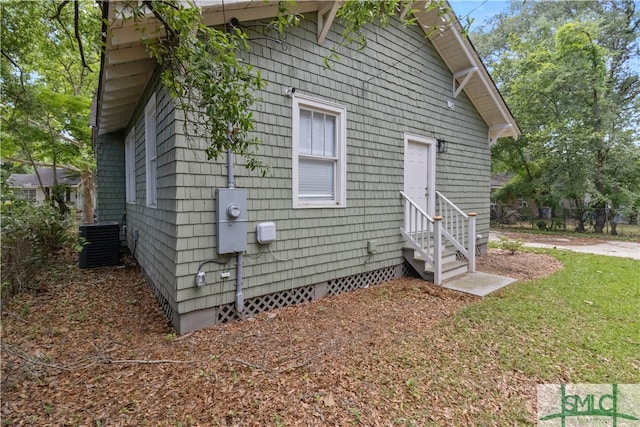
[93, 1, 520, 333]
[7, 167, 82, 210]
[490, 173, 512, 198]
[490, 173, 535, 220]
[491, 174, 581, 221]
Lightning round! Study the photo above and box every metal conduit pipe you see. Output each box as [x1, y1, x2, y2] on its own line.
[226, 142, 235, 189]
[235, 252, 244, 313]
[226, 142, 243, 314]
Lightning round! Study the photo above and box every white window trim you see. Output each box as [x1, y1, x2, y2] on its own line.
[125, 126, 136, 204]
[292, 94, 347, 208]
[144, 93, 157, 207]
[16, 188, 37, 200]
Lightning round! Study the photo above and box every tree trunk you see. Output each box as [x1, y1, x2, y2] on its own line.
[609, 214, 618, 236]
[80, 168, 95, 224]
[576, 210, 587, 232]
[51, 185, 70, 218]
[593, 207, 606, 234]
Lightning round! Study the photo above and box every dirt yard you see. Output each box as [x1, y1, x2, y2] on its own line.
[1, 246, 563, 426]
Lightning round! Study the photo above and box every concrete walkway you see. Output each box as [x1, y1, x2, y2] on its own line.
[441, 231, 639, 297]
[442, 271, 517, 297]
[490, 231, 640, 260]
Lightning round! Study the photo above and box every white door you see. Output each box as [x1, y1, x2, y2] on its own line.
[403, 134, 436, 216]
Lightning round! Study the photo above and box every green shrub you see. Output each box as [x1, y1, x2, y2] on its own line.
[498, 236, 524, 255]
[1, 201, 78, 300]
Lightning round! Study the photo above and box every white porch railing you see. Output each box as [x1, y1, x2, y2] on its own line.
[400, 191, 476, 285]
[400, 191, 443, 284]
[435, 191, 476, 273]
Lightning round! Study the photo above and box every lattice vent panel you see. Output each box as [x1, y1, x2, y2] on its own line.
[216, 285, 315, 324]
[327, 266, 398, 296]
[403, 260, 420, 278]
[214, 267, 405, 324]
[216, 303, 238, 324]
[455, 245, 482, 261]
[148, 282, 173, 324]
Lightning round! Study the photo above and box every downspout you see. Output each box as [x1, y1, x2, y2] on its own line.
[226, 128, 243, 313]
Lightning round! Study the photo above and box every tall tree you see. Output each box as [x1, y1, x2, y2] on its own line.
[475, 0, 640, 233]
[2, 0, 454, 219]
[1, 0, 101, 222]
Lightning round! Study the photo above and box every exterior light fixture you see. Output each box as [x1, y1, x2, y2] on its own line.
[437, 138, 448, 153]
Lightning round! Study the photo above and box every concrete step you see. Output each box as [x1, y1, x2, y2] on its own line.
[408, 249, 458, 265]
[402, 248, 468, 283]
[424, 259, 469, 282]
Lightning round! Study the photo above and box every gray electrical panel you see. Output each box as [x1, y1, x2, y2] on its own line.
[216, 188, 248, 254]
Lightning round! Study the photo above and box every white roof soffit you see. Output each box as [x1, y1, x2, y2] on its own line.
[413, 1, 521, 141]
[97, 1, 331, 135]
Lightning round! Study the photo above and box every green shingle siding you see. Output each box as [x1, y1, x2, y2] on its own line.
[95, 132, 126, 223]
[100, 13, 493, 331]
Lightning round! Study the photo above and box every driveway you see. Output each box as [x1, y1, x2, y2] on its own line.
[490, 231, 640, 260]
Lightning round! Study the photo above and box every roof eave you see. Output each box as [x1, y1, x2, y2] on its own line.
[96, 0, 520, 141]
[414, 1, 520, 141]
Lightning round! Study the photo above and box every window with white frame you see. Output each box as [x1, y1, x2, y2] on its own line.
[125, 126, 136, 204]
[145, 93, 157, 207]
[292, 95, 347, 208]
[15, 188, 36, 200]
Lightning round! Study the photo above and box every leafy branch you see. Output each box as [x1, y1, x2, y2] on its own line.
[116, 0, 268, 173]
[114, 1, 456, 171]
[323, 0, 454, 67]
[50, 0, 92, 72]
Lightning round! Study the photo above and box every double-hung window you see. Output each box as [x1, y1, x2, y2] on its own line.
[292, 95, 347, 208]
[144, 93, 157, 207]
[16, 188, 36, 200]
[125, 126, 136, 204]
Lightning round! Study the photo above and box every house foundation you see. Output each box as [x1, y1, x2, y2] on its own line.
[149, 264, 409, 334]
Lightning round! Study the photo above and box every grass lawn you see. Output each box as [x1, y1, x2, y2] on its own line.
[375, 249, 640, 425]
[456, 249, 639, 382]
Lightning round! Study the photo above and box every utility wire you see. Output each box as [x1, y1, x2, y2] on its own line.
[364, 1, 488, 85]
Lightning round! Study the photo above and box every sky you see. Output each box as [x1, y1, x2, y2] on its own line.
[449, 0, 640, 73]
[448, 1, 510, 30]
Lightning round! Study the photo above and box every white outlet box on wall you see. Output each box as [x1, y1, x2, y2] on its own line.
[256, 222, 276, 244]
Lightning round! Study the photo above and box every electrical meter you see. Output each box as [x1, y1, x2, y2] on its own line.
[216, 188, 248, 254]
[227, 204, 241, 219]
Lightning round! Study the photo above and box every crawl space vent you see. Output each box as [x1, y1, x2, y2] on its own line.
[79, 221, 119, 268]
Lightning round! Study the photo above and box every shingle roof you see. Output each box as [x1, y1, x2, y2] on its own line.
[7, 167, 81, 188]
[490, 173, 512, 189]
